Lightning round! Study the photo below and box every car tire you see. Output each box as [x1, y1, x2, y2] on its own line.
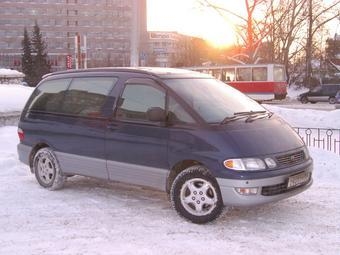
[300, 96, 308, 104]
[170, 166, 223, 224]
[33, 147, 66, 190]
[329, 97, 336, 104]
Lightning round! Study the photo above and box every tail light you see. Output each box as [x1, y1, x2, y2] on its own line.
[18, 128, 24, 141]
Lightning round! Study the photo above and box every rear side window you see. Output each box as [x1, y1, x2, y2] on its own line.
[28, 78, 71, 113]
[61, 77, 117, 117]
[28, 77, 117, 117]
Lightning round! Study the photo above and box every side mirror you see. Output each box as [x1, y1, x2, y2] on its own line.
[146, 107, 166, 122]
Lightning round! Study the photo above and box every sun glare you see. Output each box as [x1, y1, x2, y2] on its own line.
[147, 0, 238, 48]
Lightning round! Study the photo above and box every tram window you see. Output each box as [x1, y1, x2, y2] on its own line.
[252, 67, 267, 81]
[222, 68, 235, 82]
[212, 70, 222, 79]
[236, 68, 251, 81]
[274, 66, 286, 81]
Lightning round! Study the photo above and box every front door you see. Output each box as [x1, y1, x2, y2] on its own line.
[105, 78, 169, 191]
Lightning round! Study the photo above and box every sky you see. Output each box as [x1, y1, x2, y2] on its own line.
[147, 0, 340, 47]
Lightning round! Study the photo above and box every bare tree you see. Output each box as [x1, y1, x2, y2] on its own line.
[198, 0, 269, 64]
[198, 0, 340, 83]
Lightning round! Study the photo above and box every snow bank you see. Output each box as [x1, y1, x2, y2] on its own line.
[0, 68, 24, 77]
[264, 104, 340, 129]
[286, 85, 308, 100]
[0, 85, 33, 112]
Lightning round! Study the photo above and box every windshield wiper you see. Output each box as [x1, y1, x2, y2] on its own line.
[220, 111, 272, 125]
[245, 111, 273, 122]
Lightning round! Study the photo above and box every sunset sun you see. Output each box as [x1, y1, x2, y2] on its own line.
[147, 0, 238, 48]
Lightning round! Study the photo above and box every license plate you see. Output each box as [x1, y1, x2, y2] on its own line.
[287, 171, 310, 189]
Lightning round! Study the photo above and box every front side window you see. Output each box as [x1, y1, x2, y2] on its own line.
[117, 80, 166, 122]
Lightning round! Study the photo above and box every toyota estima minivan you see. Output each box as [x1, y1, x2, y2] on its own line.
[17, 68, 313, 224]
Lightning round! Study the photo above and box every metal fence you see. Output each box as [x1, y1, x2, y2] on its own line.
[294, 127, 340, 156]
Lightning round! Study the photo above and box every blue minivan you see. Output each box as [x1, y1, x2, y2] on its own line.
[17, 68, 313, 223]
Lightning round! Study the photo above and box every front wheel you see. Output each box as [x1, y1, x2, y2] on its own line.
[33, 147, 66, 190]
[170, 166, 223, 224]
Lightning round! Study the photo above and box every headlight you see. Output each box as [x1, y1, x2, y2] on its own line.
[224, 158, 266, 171]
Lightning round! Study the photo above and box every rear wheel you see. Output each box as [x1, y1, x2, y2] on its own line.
[170, 166, 223, 224]
[33, 147, 66, 190]
[300, 96, 308, 104]
[329, 97, 336, 104]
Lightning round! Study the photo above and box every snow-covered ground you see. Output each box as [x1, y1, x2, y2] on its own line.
[0, 85, 339, 254]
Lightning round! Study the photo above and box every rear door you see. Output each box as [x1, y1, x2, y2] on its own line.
[25, 75, 118, 179]
[53, 76, 117, 179]
[105, 78, 169, 190]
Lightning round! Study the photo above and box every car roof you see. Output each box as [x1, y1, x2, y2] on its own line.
[43, 67, 212, 79]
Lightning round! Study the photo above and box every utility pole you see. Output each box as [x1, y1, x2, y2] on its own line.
[306, 0, 313, 88]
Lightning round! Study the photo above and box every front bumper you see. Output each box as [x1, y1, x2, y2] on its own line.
[216, 166, 313, 207]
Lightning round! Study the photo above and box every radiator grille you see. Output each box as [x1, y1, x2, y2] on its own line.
[276, 150, 305, 166]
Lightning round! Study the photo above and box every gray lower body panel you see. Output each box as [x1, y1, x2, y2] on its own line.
[107, 161, 168, 191]
[55, 152, 108, 180]
[17, 143, 31, 166]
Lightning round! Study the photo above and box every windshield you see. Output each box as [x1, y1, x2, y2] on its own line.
[164, 78, 266, 123]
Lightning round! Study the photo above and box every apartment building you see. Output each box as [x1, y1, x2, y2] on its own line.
[0, 0, 147, 71]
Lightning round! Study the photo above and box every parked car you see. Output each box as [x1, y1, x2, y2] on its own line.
[298, 84, 340, 104]
[336, 90, 340, 104]
[17, 68, 313, 224]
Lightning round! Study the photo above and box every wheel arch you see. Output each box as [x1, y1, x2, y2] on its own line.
[166, 160, 206, 194]
[29, 143, 50, 173]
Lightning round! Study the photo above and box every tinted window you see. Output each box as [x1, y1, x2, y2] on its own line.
[29, 78, 71, 112]
[117, 81, 165, 122]
[61, 77, 117, 117]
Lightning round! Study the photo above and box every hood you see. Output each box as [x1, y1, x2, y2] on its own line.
[216, 115, 304, 157]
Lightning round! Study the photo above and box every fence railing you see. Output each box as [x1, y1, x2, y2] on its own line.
[294, 127, 340, 156]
